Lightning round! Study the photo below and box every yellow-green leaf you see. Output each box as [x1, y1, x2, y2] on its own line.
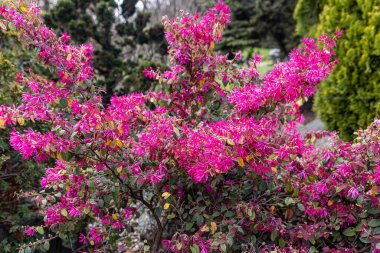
[56, 152, 64, 161]
[20, 4, 28, 13]
[237, 157, 244, 167]
[36, 226, 44, 235]
[162, 192, 171, 199]
[226, 139, 235, 146]
[200, 225, 209, 232]
[17, 117, 25, 126]
[210, 221, 217, 233]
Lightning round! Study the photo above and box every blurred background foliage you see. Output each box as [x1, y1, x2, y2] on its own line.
[220, 0, 299, 57]
[0, 0, 379, 251]
[294, 0, 380, 140]
[43, 0, 167, 103]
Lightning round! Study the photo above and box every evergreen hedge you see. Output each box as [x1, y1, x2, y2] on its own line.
[295, 0, 380, 140]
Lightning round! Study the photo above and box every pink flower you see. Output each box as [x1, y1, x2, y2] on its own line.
[68, 208, 81, 217]
[228, 35, 338, 114]
[89, 228, 103, 245]
[70, 100, 81, 115]
[174, 126, 234, 182]
[79, 233, 87, 245]
[334, 29, 344, 39]
[373, 164, 380, 183]
[111, 220, 124, 230]
[24, 227, 37, 236]
[347, 187, 360, 199]
[122, 208, 136, 220]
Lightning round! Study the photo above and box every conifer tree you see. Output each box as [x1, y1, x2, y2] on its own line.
[44, 0, 166, 103]
[220, 0, 299, 55]
[295, 0, 380, 140]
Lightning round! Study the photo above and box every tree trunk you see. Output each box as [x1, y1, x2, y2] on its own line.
[150, 216, 167, 253]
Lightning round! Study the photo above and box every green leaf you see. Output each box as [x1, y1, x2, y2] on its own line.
[190, 244, 200, 253]
[36, 226, 44, 235]
[376, 242, 380, 249]
[167, 213, 176, 219]
[225, 211, 234, 218]
[220, 244, 227, 252]
[195, 215, 204, 226]
[279, 238, 285, 248]
[212, 212, 220, 217]
[361, 231, 369, 238]
[88, 180, 95, 188]
[125, 237, 132, 246]
[342, 227, 355, 237]
[227, 236, 234, 246]
[8, 23, 16, 31]
[271, 230, 278, 241]
[286, 182, 292, 192]
[61, 209, 68, 217]
[368, 208, 380, 215]
[173, 127, 181, 137]
[42, 241, 50, 251]
[354, 224, 363, 232]
[374, 227, 380, 235]
[285, 197, 294, 206]
[297, 203, 305, 211]
[368, 219, 380, 227]
[251, 235, 257, 244]
[359, 236, 371, 244]
[185, 222, 194, 231]
[248, 209, 255, 220]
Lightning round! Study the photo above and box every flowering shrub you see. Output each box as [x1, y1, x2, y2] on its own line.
[0, 23, 47, 252]
[0, 1, 380, 253]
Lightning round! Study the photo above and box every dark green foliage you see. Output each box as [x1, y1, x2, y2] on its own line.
[220, 0, 299, 56]
[120, 61, 168, 94]
[293, 0, 326, 36]
[295, 0, 380, 140]
[44, 0, 166, 103]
